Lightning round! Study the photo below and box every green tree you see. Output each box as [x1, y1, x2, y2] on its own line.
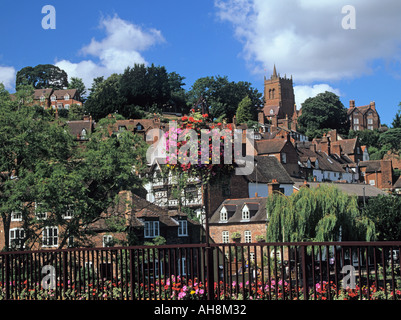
[0, 95, 148, 250]
[16, 64, 68, 90]
[236, 95, 253, 124]
[363, 195, 401, 241]
[378, 128, 401, 152]
[84, 73, 126, 121]
[187, 75, 262, 121]
[297, 91, 349, 138]
[67, 77, 86, 101]
[266, 185, 375, 242]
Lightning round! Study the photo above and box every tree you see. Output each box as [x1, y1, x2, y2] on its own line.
[236, 95, 253, 124]
[378, 128, 401, 152]
[265, 185, 375, 243]
[297, 91, 349, 138]
[67, 77, 86, 101]
[16, 64, 68, 90]
[187, 76, 262, 122]
[363, 195, 401, 241]
[0, 93, 148, 250]
[84, 74, 126, 121]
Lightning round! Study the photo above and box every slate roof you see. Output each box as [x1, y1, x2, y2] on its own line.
[209, 197, 268, 224]
[255, 139, 287, 154]
[292, 181, 387, 198]
[66, 119, 94, 137]
[246, 156, 294, 184]
[359, 160, 382, 173]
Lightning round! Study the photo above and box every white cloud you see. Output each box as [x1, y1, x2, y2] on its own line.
[55, 15, 164, 89]
[215, 0, 401, 83]
[0, 66, 16, 91]
[294, 84, 341, 109]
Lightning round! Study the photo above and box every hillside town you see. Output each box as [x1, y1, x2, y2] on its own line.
[2, 65, 399, 252]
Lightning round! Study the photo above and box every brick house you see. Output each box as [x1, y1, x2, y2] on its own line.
[0, 191, 200, 251]
[30, 88, 82, 110]
[358, 159, 394, 191]
[65, 115, 95, 141]
[347, 100, 380, 131]
[208, 196, 268, 245]
[254, 133, 299, 177]
[49, 89, 82, 110]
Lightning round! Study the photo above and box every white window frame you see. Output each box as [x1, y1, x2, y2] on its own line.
[63, 205, 73, 220]
[35, 203, 47, 220]
[144, 221, 160, 238]
[220, 207, 228, 222]
[368, 118, 373, 125]
[11, 211, 22, 222]
[244, 230, 252, 243]
[354, 118, 359, 124]
[369, 180, 376, 186]
[242, 206, 250, 221]
[103, 235, 113, 247]
[51, 95, 56, 101]
[42, 227, 58, 248]
[10, 228, 25, 249]
[178, 220, 188, 237]
[64, 94, 70, 100]
[222, 231, 229, 243]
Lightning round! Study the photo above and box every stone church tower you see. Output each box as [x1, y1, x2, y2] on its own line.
[263, 65, 295, 120]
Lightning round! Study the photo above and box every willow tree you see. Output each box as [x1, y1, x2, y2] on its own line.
[266, 185, 376, 243]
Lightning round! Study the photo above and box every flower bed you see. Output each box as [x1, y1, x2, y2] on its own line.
[0, 276, 399, 300]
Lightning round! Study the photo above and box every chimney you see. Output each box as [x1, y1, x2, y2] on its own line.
[257, 111, 264, 125]
[329, 129, 337, 142]
[319, 134, 330, 155]
[267, 179, 280, 195]
[370, 101, 376, 110]
[271, 115, 278, 128]
[349, 100, 355, 108]
[380, 159, 393, 189]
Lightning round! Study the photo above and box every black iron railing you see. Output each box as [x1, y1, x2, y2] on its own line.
[0, 241, 400, 300]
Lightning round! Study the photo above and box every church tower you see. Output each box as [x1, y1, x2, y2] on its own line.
[263, 65, 295, 120]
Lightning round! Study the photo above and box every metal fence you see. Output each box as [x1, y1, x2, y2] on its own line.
[0, 241, 400, 300]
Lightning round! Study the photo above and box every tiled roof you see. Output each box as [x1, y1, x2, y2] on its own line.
[246, 156, 294, 184]
[255, 139, 287, 154]
[209, 197, 268, 224]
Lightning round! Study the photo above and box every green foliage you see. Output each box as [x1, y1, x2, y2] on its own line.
[297, 91, 349, 138]
[266, 185, 376, 242]
[378, 128, 401, 152]
[363, 195, 401, 241]
[16, 64, 68, 90]
[236, 95, 253, 124]
[187, 75, 262, 122]
[67, 77, 86, 101]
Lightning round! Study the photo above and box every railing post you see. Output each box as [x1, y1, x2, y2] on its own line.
[5, 254, 9, 300]
[62, 251, 68, 296]
[301, 245, 309, 300]
[206, 246, 215, 300]
[129, 248, 135, 300]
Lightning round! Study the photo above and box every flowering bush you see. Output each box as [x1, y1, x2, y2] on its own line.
[0, 277, 399, 300]
[164, 109, 236, 182]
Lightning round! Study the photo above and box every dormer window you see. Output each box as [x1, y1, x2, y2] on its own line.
[144, 220, 159, 238]
[315, 159, 319, 169]
[51, 95, 56, 101]
[40, 96, 45, 102]
[242, 205, 250, 220]
[64, 94, 70, 100]
[81, 128, 87, 139]
[136, 124, 143, 131]
[220, 207, 228, 222]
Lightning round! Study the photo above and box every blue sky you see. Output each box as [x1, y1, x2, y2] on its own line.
[1, 0, 401, 126]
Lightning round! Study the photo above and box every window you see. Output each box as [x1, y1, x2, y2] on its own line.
[51, 95, 56, 101]
[144, 221, 159, 238]
[35, 203, 47, 220]
[369, 180, 376, 186]
[81, 128, 87, 139]
[64, 104, 70, 110]
[103, 235, 113, 247]
[64, 94, 70, 100]
[368, 118, 373, 124]
[63, 205, 73, 219]
[353, 125, 359, 131]
[11, 211, 22, 222]
[222, 231, 229, 243]
[42, 227, 58, 247]
[353, 118, 359, 124]
[40, 96, 45, 102]
[178, 220, 188, 236]
[244, 230, 252, 243]
[10, 228, 25, 249]
[242, 206, 250, 220]
[368, 126, 373, 130]
[281, 152, 287, 164]
[220, 207, 228, 222]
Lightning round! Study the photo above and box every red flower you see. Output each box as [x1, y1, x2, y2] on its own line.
[189, 116, 195, 122]
[182, 116, 188, 121]
[217, 122, 222, 126]
[202, 114, 208, 118]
